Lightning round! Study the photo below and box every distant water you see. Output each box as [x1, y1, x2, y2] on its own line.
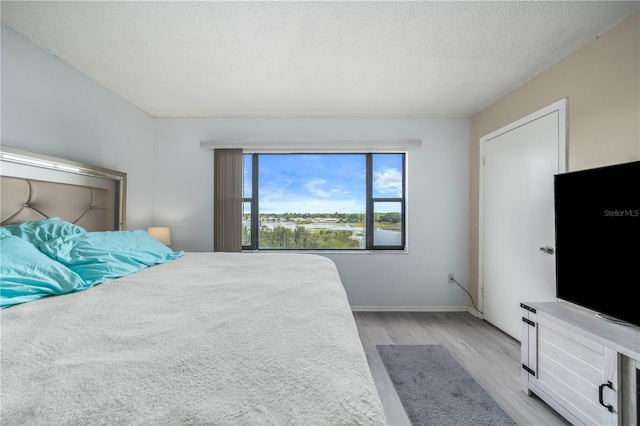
[374, 229, 402, 246]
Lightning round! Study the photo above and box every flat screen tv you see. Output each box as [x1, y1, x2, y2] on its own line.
[554, 160, 640, 327]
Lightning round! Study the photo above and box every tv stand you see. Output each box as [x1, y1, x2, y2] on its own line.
[521, 301, 640, 425]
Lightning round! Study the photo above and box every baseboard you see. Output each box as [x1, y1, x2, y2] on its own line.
[467, 307, 483, 319]
[351, 306, 470, 312]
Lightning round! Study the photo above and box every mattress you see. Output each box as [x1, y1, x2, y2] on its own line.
[0, 252, 386, 425]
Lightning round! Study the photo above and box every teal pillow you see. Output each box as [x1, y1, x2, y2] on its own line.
[0, 236, 86, 308]
[40, 230, 184, 286]
[0, 217, 86, 246]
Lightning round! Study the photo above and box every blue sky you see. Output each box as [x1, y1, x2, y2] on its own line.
[245, 154, 403, 214]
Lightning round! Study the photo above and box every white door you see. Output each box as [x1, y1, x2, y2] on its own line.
[479, 99, 566, 340]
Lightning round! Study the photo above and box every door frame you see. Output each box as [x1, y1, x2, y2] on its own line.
[478, 98, 568, 316]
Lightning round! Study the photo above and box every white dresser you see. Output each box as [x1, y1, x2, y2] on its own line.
[521, 301, 640, 426]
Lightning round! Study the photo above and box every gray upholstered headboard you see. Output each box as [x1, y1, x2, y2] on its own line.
[0, 146, 127, 232]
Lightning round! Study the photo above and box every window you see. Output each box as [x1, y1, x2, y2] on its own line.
[242, 153, 405, 250]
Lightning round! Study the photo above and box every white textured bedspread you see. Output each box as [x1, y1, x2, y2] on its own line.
[1, 253, 386, 425]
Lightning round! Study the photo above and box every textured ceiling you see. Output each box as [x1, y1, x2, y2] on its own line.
[2, 1, 639, 118]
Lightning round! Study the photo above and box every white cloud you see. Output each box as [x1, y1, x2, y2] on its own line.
[374, 167, 402, 196]
[305, 179, 341, 198]
[259, 187, 285, 202]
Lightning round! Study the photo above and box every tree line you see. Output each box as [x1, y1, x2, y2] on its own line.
[243, 212, 401, 224]
[243, 225, 361, 249]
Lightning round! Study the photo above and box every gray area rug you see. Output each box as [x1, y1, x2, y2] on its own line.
[377, 345, 516, 426]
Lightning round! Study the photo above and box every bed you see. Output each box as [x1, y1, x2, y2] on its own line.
[0, 147, 387, 425]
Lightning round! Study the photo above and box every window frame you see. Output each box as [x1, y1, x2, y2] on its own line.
[367, 154, 406, 250]
[242, 152, 406, 252]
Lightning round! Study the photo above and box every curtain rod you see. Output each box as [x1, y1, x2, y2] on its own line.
[199, 139, 422, 152]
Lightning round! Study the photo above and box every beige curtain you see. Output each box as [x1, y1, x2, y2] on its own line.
[213, 149, 243, 252]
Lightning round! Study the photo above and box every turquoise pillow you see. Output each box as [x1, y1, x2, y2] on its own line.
[0, 236, 86, 308]
[0, 217, 86, 246]
[40, 230, 184, 286]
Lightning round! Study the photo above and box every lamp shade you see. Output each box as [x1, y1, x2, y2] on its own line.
[147, 227, 171, 245]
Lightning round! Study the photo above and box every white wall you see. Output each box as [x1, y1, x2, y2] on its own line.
[153, 117, 470, 308]
[2, 25, 471, 309]
[1, 25, 155, 230]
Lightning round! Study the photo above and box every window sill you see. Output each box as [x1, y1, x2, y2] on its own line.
[242, 249, 408, 255]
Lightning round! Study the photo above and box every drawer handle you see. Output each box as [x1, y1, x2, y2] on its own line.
[598, 381, 614, 413]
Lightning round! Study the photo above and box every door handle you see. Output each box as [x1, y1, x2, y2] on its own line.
[599, 381, 614, 413]
[539, 246, 554, 255]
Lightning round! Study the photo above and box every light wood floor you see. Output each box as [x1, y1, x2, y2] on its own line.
[353, 311, 570, 426]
